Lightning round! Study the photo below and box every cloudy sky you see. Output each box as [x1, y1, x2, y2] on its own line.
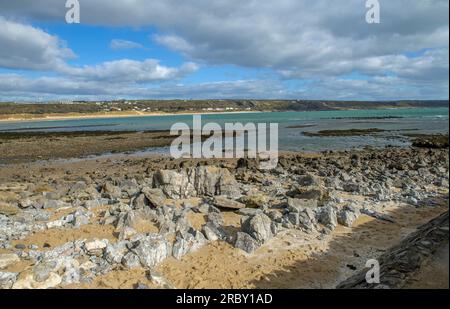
[0, 0, 448, 101]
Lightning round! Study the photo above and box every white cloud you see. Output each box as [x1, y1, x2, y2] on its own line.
[1, 73, 447, 102]
[0, 74, 276, 99]
[153, 34, 193, 54]
[0, 17, 199, 85]
[1, 1, 447, 81]
[0, 16, 75, 71]
[0, 1, 448, 100]
[62, 59, 198, 83]
[110, 39, 143, 50]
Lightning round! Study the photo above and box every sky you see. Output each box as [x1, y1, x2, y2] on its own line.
[0, 0, 448, 101]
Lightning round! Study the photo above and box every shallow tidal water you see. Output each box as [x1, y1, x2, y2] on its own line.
[0, 107, 448, 152]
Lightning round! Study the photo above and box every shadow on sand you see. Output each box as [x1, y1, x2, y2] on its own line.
[249, 195, 449, 289]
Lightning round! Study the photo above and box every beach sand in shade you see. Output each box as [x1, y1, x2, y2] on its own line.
[59, 200, 447, 289]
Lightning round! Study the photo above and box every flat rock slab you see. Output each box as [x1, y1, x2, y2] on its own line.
[213, 196, 245, 210]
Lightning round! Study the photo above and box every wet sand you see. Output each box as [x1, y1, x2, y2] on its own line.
[0, 131, 174, 164]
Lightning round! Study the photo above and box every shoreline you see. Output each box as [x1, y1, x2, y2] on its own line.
[0, 146, 448, 289]
[1, 105, 448, 123]
[0, 110, 262, 123]
[0, 128, 447, 165]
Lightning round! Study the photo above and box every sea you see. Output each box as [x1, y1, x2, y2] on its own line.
[0, 107, 448, 153]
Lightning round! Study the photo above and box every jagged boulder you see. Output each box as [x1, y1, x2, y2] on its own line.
[234, 232, 260, 254]
[141, 187, 166, 207]
[153, 170, 193, 199]
[130, 234, 172, 268]
[338, 205, 360, 227]
[153, 166, 240, 199]
[241, 213, 273, 244]
[317, 205, 338, 228]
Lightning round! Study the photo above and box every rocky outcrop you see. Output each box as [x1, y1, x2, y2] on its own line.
[0, 147, 448, 289]
[337, 205, 360, 228]
[153, 166, 240, 199]
[337, 211, 449, 289]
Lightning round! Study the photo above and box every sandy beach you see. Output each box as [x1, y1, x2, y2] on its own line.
[0, 134, 448, 289]
[0, 110, 260, 123]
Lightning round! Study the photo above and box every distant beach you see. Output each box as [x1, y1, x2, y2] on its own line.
[0, 110, 260, 123]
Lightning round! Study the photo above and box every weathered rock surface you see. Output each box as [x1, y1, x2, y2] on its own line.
[153, 166, 240, 199]
[337, 211, 449, 289]
[234, 232, 260, 254]
[337, 205, 360, 227]
[213, 196, 245, 210]
[129, 234, 172, 268]
[241, 213, 274, 244]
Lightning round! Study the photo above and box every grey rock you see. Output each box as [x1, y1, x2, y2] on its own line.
[0, 272, 17, 289]
[241, 213, 273, 244]
[120, 179, 140, 197]
[298, 173, 321, 187]
[73, 209, 91, 228]
[153, 166, 240, 199]
[172, 234, 193, 260]
[298, 209, 316, 232]
[207, 212, 224, 226]
[338, 205, 360, 227]
[202, 221, 228, 241]
[33, 260, 57, 282]
[287, 198, 318, 213]
[104, 241, 129, 264]
[130, 234, 172, 268]
[343, 182, 360, 193]
[68, 181, 87, 196]
[18, 198, 34, 209]
[43, 199, 70, 209]
[234, 232, 260, 254]
[213, 196, 245, 210]
[153, 169, 193, 199]
[61, 266, 81, 285]
[266, 210, 283, 223]
[84, 198, 110, 209]
[101, 182, 122, 199]
[132, 193, 148, 209]
[237, 208, 263, 216]
[287, 212, 299, 226]
[141, 187, 166, 207]
[121, 252, 141, 269]
[317, 205, 338, 228]
[119, 227, 138, 240]
[193, 166, 240, 198]
[84, 239, 108, 256]
[197, 203, 220, 214]
[361, 208, 396, 223]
